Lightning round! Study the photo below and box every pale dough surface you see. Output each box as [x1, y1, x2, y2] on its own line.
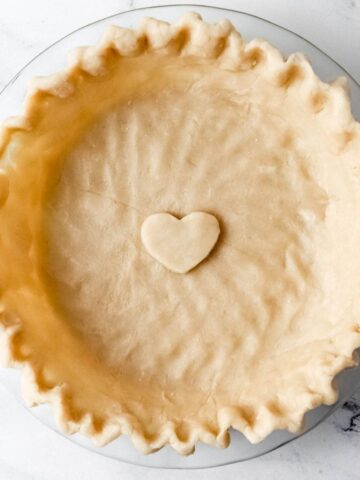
[43, 74, 359, 396]
[44, 83, 323, 384]
[1, 13, 360, 454]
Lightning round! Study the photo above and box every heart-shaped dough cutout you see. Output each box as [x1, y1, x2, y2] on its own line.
[141, 212, 220, 274]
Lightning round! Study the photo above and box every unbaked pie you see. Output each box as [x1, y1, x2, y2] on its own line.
[0, 13, 360, 455]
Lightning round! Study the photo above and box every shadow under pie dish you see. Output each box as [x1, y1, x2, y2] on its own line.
[0, 13, 360, 456]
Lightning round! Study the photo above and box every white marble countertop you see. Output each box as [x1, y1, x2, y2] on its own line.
[0, 0, 360, 479]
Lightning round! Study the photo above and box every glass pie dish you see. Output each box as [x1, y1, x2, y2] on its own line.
[0, 4, 360, 469]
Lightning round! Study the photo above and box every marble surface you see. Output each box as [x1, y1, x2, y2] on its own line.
[0, 0, 360, 478]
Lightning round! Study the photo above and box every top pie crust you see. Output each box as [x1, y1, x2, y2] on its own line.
[1, 13, 360, 455]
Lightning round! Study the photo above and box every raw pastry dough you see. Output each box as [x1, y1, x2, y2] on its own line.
[0, 13, 360, 455]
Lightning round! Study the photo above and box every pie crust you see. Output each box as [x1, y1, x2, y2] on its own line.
[1, 13, 360, 455]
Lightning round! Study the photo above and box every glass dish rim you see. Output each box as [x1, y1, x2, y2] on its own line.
[0, 3, 359, 470]
[1, 3, 359, 96]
